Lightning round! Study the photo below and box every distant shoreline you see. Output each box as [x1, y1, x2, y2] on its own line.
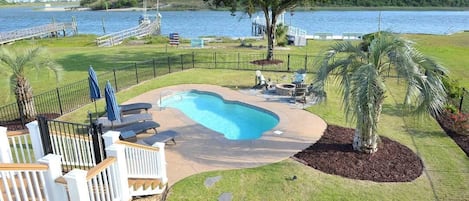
[2, 2, 468, 12]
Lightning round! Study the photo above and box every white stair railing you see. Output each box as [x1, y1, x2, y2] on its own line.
[1, 154, 68, 201]
[120, 141, 165, 180]
[102, 131, 167, 196]
[64, 157, 123, 201]
[1, 163, 49, 201]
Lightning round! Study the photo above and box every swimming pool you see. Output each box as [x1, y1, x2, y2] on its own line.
[159, 90, 279, 140]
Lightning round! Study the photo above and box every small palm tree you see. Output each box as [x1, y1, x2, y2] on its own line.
[0, 46, 62, 120]
[310, 32, 448, 153]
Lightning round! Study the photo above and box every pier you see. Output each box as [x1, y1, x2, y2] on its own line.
[96, 15, 161, 47]
[0, 21, 78, 45]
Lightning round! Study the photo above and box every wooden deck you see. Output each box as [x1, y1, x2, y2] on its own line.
[0, 22, 78, 44]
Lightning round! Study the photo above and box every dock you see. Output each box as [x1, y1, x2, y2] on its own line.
[251, 15, 363, 43]
[0, 21, 78, 45]
[95, 16, 161, 47]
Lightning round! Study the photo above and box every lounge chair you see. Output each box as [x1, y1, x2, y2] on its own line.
[120, 103, 152, 115]
[107, 120, 160, 134]
[143, 130, 179, 145]
[97, 113, 153, 128]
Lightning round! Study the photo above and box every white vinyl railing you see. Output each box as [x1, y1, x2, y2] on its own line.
[0, 163, 49, 201]
[7, 131, 35, 163]
[49, 134, 97, 168]
[64, 157, 122, 201]
[121, 141, 163, 179]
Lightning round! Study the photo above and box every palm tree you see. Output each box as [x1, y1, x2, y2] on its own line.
[310, 32, 448, 154]
[204, 0, 319, 61]
[0, 46, 62, 120]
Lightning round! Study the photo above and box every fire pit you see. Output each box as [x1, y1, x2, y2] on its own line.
[275, 83, 295, 96]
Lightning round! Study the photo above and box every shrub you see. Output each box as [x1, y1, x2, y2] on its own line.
[446, 111, 469, 136]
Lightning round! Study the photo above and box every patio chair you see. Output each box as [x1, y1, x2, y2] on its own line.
[292, 83, 308, 103]
[107, 120, 160, 134]
[253, 70, 269, 90]
[143, 130, 179, 145]
[120, 102, 152, 114]
[97, 113, 153, 128]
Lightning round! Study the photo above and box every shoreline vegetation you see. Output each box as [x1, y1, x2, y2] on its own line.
[1, 1, 468, 11]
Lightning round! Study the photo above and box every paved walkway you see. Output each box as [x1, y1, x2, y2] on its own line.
[123, 84, 327, 185]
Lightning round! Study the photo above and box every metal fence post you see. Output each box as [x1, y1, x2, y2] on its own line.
[214, 52, 217, 68]
[181, 54, 184, 70]
[91, 122, 103, 164]
[304, 55, 308, 71]
[459, 88, 465, 112]
[37, 116, 53, 155]
[168, 56, 171, 73]
[287, 54, 291, 72]
[153, 58, 156, 78]
[56, 88, 63, 115]
[134, 63, 139, 84]
[192, 52, 195, 69]
[113, 68, 118, 91]
[237, 52, 240, 70]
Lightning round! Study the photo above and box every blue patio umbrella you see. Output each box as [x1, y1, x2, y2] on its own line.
[88, 66, 101, 119]
[104, 80, 121, 127]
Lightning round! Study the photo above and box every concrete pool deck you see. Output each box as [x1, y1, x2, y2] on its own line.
[123, 84, 327, 185]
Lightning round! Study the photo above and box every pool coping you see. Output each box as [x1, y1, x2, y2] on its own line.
[122, 84, 328, 185]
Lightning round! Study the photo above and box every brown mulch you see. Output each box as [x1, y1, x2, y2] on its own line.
[293, 125, 424, 182]
[3, 113, 60, 131]
[250, 59, 283, 66]
[436, 114, 469, 157]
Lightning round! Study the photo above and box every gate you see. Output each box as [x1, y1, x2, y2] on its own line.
[37, 116, 105, 172]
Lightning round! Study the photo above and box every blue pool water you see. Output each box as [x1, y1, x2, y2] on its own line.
[159, 90, 279, 140]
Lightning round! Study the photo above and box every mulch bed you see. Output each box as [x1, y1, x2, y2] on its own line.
[294, 119, 469, 182]
[436, 114, 469, 157]
[250, 59, 283, 66]
[293, 125, 424, 182]
[3, 113, 60, 131]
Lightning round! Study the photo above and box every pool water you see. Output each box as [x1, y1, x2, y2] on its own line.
[159, 90, 279, 140]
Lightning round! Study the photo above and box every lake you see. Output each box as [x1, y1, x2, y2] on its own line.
[0, 7, 468, 38]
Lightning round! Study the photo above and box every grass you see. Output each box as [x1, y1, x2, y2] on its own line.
[55, 68, 469, 200]
[2, 32, 469, 200]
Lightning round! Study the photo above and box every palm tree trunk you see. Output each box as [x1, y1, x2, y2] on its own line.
[265, 11, 277, 61]
[352, 128, 379, 154]
[15, 76, 36, 120]
[353, 99, 384, 154]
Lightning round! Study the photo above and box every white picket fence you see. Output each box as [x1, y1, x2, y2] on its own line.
[0, 123, 168, 201]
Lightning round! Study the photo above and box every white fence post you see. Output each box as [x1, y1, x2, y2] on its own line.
[38, 154, 68, 201]
[0, 126, 13, 163]
[63, 169, 90, 201]
[102, 131, 121, 148]
[26, 121, 44, 161]
[153, 142, 168, 184]
[106, 144, 131, 200]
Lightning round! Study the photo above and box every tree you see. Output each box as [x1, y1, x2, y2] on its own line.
[0, 47, 62, 120]
[310, 32, 447, 153]
[204, 0, 314, 61]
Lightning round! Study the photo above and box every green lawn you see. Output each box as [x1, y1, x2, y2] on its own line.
[3, 32, 469, 200]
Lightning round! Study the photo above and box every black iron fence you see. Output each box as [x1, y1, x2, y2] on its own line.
[459, 88, 469, 113]
[37, 115, 105, 173]
[0, 52, 323, 130]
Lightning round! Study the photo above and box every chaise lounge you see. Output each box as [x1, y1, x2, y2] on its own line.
[120, 103, 152, 114]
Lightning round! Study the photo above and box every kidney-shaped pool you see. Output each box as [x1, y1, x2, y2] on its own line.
[159, 90, 279, 140]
